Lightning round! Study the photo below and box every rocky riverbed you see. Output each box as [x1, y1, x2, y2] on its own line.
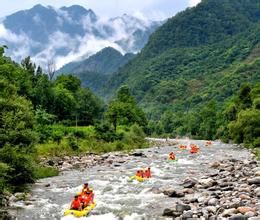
[4, 139, 260, 219]
[39, 139, 176, 172]
[162, 158, 260, 219]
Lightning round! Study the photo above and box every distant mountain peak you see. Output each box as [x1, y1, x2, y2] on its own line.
[60, 5, 89, 13]
[32, 4, 45, 9]
[1, 4, 162, 69]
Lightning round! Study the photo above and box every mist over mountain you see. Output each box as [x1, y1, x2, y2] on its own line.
[0, 4, 162, 69]
[57, 47, 135, 93]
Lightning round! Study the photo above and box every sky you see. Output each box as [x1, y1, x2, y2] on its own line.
[0, 0, 201, 20]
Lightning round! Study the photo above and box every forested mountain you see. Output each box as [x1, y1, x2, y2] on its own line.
[58, 47, 135, 92]
[58, 47, 135, 75]
[0, 5, 162, 68]
[105, 0, 260, 116]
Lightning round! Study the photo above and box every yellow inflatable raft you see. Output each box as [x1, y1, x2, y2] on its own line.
[130, 175, 149, 182]
[64, 201, 96, 217]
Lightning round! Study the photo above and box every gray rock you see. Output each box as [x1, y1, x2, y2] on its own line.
[208, 198, 218, 206]
[162, 208, 182, 217]
[245, 211, 255, 217]
[211, 161, 221, 168]
[182, 177, 197, 188]
[206, 206, 217, 214]
[255, 171, 260, 177]
[182, 210, 193, 219]
[222, 208, 238, 217]
[229, 214, 249, 220]
[163, 189, 184, 198]
[198, 178, 215, 188]
[248, 177, 260, 185]
[254, 187, 260, 197]
[176, 204, 191, 212]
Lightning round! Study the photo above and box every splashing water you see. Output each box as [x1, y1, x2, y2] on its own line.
[11, 139, 251, 219]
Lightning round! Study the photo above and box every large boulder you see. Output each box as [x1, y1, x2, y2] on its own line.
[162, 208, 182, 217]
[182, 177, 197, 188]
[176, 204, 191, 212]
[162, 188, 184, 198]
[198, 178, 215, 188]
[248, 177, 260, 185]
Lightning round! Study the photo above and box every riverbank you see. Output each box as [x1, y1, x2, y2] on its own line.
[38, 138, 175, 172]
[6, 139, 259, 219]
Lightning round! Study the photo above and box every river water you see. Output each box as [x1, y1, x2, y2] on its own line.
[11, 139, 252, 220]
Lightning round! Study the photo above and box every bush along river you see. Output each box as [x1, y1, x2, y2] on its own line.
[8, 139, 260, 219]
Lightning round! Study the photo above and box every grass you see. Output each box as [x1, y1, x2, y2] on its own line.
[34, 165, 59, 179]
[36, 124, 148, 157]
[251, 148, 260, 160]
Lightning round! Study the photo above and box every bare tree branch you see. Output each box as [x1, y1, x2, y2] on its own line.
[47, 59, 56, 80]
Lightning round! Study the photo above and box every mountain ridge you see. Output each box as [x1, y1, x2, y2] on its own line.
[0, 4, 162, 68]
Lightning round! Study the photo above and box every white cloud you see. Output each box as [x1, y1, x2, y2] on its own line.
[0, 5, 162, 70]
[31, 11, 154, 69]
[188, 0, 201, 7]
[0, 23, 36, 60]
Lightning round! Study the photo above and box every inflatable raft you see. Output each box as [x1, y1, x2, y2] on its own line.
[129, 175, 149, 182]
[64, 201, 96, 217]
[179, 145, 187, 150]
[167, 158, 178, 163]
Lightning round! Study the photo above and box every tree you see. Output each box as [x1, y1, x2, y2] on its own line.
[76, 88, 102, 125]
[53, 84, 77, 121]
[0, 78, 36, 149]
[106, 86, 147, 131]
[55, 75, 81, 93]
[229, 109, 260, 146]
[237, 84, 252, 110]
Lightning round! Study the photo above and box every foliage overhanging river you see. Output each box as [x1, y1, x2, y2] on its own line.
[10, 139, 252, 220]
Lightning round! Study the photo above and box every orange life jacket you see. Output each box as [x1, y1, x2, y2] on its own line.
[71, 198, 81, 210]
[145, 170, 151, 178]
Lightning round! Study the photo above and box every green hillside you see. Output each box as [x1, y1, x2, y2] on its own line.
[105, 0, 260, 117]
[58, 47, 135, 92]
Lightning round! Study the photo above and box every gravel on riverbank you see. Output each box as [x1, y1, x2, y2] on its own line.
[162, 158, 260, 219]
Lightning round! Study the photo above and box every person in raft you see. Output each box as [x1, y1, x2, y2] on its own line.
[80, 189, 94, 208]
[70, 195, 82, 211]
[136, 170, 143, 178]
[145, 167, 151, 178]
[169, 152, 176, 160]
[190, 145, 199, 153]
[82, 183, 90, 193]
[136, 168, 151, 178]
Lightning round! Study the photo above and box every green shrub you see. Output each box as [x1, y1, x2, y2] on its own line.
[67, 134, 79, 151]
[0, 146, 35, 191]
[34, 165, 59, 179]
[51, 129, 64, 145]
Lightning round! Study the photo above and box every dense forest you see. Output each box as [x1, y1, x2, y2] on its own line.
[0, 46, 147, 197]
[103, 0, 260, 147]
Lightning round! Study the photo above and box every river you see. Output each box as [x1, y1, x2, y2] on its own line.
[10, 139, 252, 220]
